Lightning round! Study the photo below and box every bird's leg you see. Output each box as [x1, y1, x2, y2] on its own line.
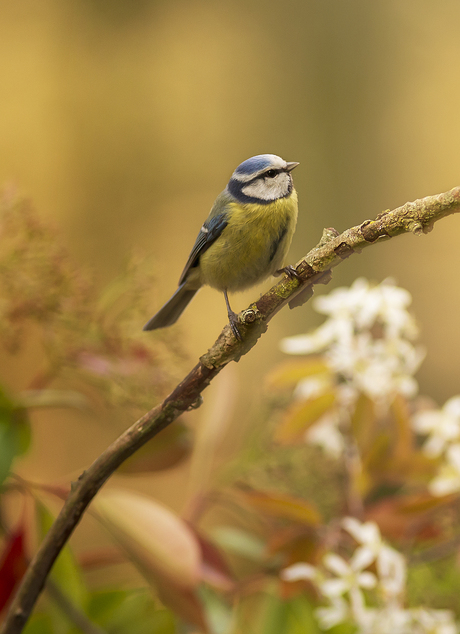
[275, 265, 301, 280]
[223, 290, 242, 341]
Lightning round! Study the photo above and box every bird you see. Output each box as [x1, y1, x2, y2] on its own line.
[143, 154, 299, 340]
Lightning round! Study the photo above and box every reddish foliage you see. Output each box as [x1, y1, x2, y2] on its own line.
[0, 527, 28, 612]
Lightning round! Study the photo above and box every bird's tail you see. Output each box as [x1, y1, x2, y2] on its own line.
[143, 283, 198, 331]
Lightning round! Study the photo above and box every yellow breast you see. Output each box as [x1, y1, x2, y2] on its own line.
[199, 191, 298, 292]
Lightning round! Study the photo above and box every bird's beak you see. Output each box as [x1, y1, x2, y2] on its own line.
[286, 161, 300, 172]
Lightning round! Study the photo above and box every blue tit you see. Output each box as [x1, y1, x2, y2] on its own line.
[143, 154, 299, 340]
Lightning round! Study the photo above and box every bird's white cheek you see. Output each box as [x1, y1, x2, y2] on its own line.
[241, 173, 291, 201]
[242, 180, 273, 200]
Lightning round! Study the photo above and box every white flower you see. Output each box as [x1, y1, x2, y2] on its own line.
[305, 412, 345, 458]
[315, 597, 349, 630]
[280, 319, 340, 355]
[327, 333, 424, 402]
[369, 606, 413, 634]
[355, 603, 412, 634]
[429, 443, 460, 496]
[321, 552, 377, 617]
[293, 375, 331, 400]
[342, 517, 384, 569]
[342, 517, 407, 599]
[281, 564, 351, 629]
[280, 562, 318, 582]
[314, 278, 417, 341]
[342, 517, 382, 547]
[410, 607, 458, 634]
[321, 551, 377, 598]
[280, 278, 424, 404]
[377, 546, 406, 600]
[281, 516, 456, 633]
[413, 397, 460, 458]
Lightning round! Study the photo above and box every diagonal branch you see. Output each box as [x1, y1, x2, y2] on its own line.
[2, 186, 460, 634]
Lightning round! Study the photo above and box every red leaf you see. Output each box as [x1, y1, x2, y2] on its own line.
[188, 526, 235, 591]
[365, 497, 442, 542]
[0, 527, 28, 612]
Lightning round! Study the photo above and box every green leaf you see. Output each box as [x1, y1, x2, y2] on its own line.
[14, 411, 31, 456]
[88, 589, 176, 634]
[407, 559, 460, 612]
[199, 586, 233, 634]
[257, 592, 290, 634]
[286, 596, 321, 634]
[254, 592, 322, 634]
[211, 526, 266, 561]
[328, 623, 356, 634]
[0, 420, 18, 486]
[86, 589, 128, 624]
[0, 385, 31, 485]
[23, 612, 54, 634]
[35, 501, 87, 608]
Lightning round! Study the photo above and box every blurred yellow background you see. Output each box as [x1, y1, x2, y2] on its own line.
[1, 0, 460, 567]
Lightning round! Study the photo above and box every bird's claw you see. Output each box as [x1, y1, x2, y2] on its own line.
[228, 311, 242, 341]
[276, 265, 301, 281]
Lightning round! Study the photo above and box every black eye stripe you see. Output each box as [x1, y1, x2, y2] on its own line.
[265, 169, 279, 178]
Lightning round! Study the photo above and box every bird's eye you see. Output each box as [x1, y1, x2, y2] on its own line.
[265, 169, 278, 178]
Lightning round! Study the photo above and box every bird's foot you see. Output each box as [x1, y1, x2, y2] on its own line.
[275, 265, 301, 281]
[228, 310, 242, 341]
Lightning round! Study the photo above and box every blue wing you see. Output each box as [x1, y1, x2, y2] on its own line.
[178, 211, 228, 285]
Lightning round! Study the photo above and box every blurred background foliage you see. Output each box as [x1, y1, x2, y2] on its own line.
[1, 1, 460, 632]
[1, 0, 460, 398]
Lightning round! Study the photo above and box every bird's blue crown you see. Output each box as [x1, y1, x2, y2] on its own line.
[234, 154, 281, 176]
[227, 154, 294, 205]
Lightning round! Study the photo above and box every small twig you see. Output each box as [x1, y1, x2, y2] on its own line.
[2, 186, 460, 634]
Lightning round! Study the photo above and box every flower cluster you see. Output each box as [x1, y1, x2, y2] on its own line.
[282, 518, 458, 633]
[413, 397, 460, 496]
[281, 278, 425, 403]
[280, 278, 425, 457]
